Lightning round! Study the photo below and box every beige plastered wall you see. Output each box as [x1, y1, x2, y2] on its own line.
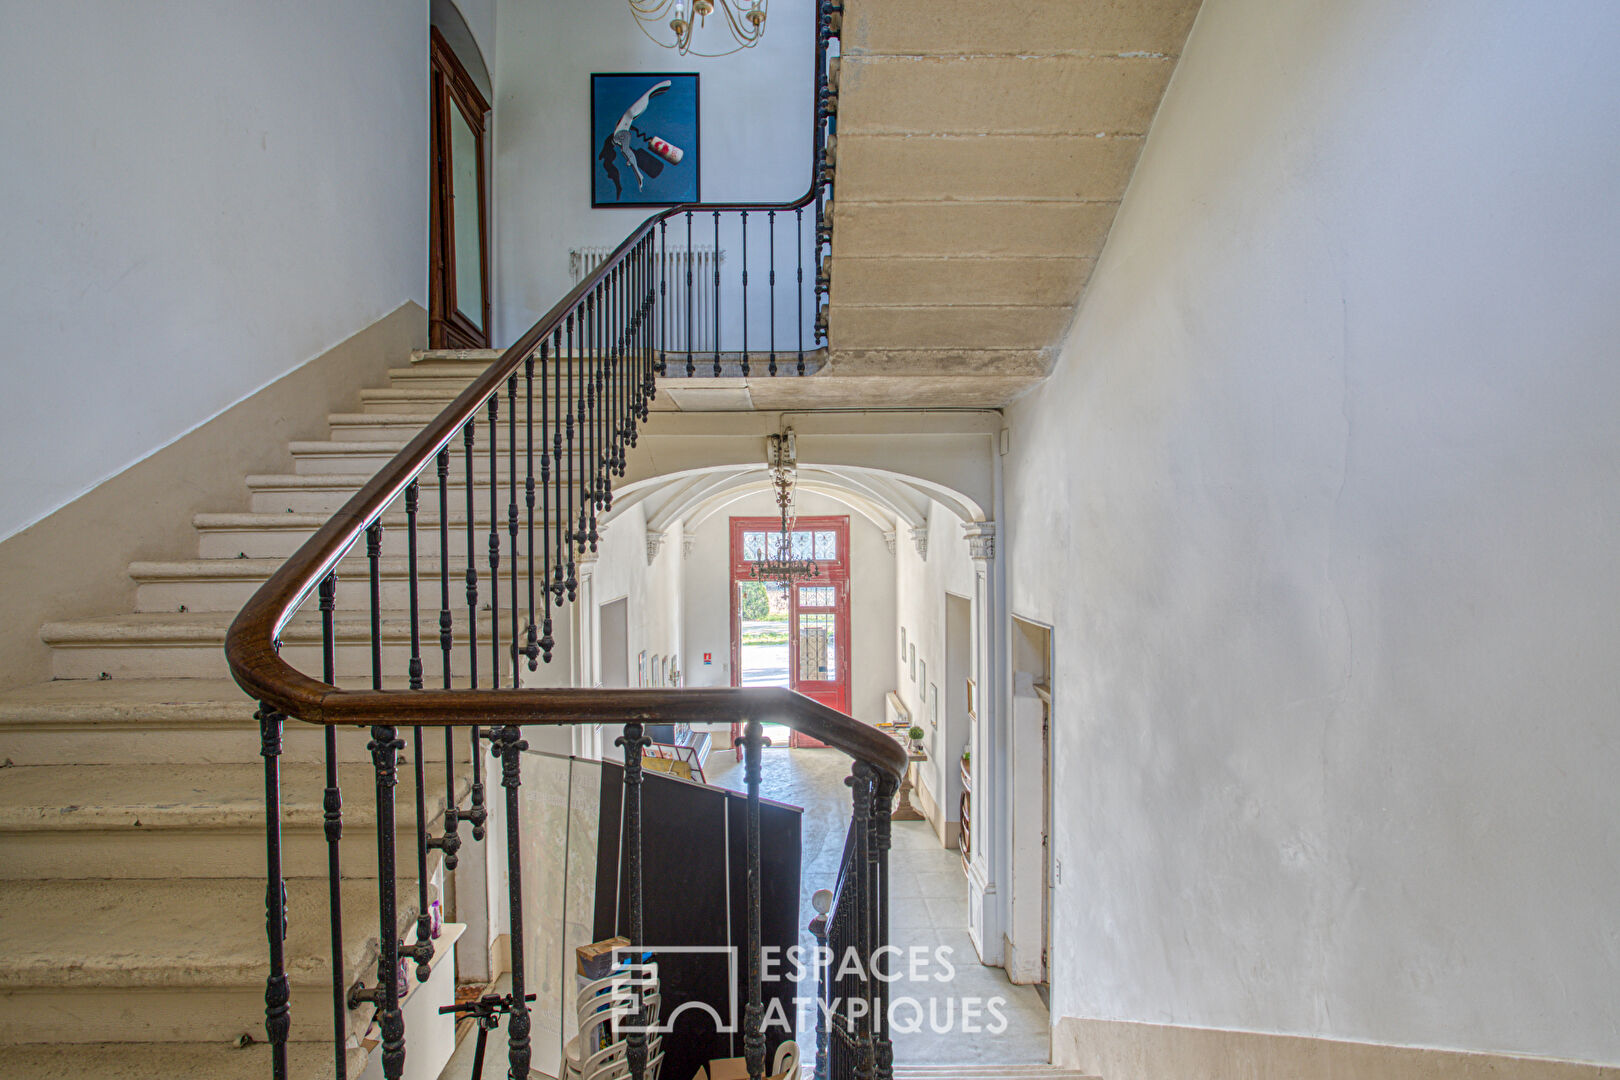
[0, 303, 425, 691]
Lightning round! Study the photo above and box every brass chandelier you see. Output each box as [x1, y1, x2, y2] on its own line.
[628, 0, 768, 57]
[750, 459, 820, 585]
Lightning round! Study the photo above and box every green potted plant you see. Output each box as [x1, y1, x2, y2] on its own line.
[908, 725, 926, 751]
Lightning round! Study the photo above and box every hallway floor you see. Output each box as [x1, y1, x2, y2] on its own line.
[707, 747, 1050, 1065]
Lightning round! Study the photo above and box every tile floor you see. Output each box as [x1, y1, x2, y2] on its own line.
[707, 747, 1050, 1066]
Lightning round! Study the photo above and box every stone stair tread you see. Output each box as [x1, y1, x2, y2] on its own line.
[0, 876, 391, 989]
[0, 761, 444, 831]
[40, 607, 485, 644]
[195, 511, 471, 529]
[245, 473, 376, 488]
[0, 1040, 349, 1080]
[130, 557, 426, 581]
[0, 678, 252, 728]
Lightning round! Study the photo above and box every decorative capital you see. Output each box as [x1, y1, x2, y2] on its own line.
[963, 521, 997, 561]
[682, 534, 695, 559]
[645, 530, 666, 565]
[881, 530, 896, 556]
[909, 526, 928, 561]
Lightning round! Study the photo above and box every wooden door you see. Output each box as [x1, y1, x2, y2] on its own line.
[429, 28, 491, 349]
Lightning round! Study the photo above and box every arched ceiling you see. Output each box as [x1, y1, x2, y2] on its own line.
[603, 461, 986, 541]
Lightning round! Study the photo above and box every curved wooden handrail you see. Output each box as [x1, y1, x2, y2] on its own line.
[224, 182, 905, 784]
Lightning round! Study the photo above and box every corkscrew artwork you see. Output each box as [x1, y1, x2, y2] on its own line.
[592, 73, 701, 207]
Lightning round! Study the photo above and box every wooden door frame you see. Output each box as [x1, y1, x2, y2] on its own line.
[429, 27, 492, 349]
[728, 515, 852, 749]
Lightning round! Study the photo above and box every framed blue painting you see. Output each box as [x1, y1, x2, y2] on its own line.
[591, 73, 701, 208]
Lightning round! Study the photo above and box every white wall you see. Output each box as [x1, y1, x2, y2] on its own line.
[0, 1, 429, 540]
[491, 0, 813, 342]
[681, 489, 895, 728]
[893, 499, 977, 836]
[594, 503, 685, 687]
[1004, 0, 1620, 1064]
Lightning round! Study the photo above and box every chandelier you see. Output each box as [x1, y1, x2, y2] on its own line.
[750, 458, 820, 585]
[628, 0, 767, 57]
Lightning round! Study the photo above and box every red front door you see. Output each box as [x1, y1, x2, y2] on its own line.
[729, 516, 851, 751]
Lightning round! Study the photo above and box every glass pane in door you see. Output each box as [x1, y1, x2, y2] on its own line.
[796, 610, 836, 682]
[449, 103, 484, 328]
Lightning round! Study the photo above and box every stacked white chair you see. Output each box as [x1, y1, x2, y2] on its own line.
[564, 964, 666, 1080]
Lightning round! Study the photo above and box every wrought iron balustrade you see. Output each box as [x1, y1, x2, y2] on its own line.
[222, 6, 903, 1080]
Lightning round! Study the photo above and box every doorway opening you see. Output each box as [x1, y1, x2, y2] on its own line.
[729, 516, 850, 751]
[429, 27, 491, 349]
[599, 596, 629, 689]
[1011, 616, 1053, 1005]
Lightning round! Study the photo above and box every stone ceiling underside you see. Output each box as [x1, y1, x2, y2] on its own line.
[801, 0, 1204, 408]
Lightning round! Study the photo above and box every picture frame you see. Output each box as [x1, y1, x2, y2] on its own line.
[919, 659, 927, 693]
[638, 650, 647, 688]
[909, 644, 917, 681]
[929, 683, 940, 728]
[591, 72, 701, 208]
[966, 677, 976, 719]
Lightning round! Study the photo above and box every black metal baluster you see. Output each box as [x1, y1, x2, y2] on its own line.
[543, 330, 559, 660]
[555, 319, 568, 606]
[686, 211, 695, 376]
[260, 703, 290, 1080]
[743, 718, 766, 1080]
[405, 483, 434, 982]
[658, 220, 668, 376]
[565, 312, 578, 601]
[525, 352, 540, 670]
[493, 726, 533, 1079]
[741, 210, 750, 377]
[318, 573, 347, 1079]
[508, 373, 520, 684]
[589, 291, 602, 553]
[797, 207, 806, 374]
[362, 519, 408, 1079]
[427, 451, 462, 872]
[618, 720, 652, 1080]
[849, 763, 875, 1080]
[713, 210, 722, 376]
[353, 721, 407, 1080]
[872, 777, 895, 1080]
[488, 395, 501, 689]
[463, 420, 479, 691]
[768, 210, 778, 376]
[462, 420, 487, 839]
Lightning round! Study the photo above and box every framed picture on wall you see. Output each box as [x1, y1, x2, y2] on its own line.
[638, 650, 647, 687]
[919, 660, 927, 693]
[909, 644, 916, 681]
[929, 683, 939, 728]
[591, 73, 700, 207]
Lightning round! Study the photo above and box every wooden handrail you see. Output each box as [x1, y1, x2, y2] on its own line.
[224, 186, 905, 784]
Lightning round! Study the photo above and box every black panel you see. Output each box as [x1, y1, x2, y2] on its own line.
[594, 764, 803, 1080]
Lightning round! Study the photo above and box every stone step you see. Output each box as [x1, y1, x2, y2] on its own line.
[289, 440, 616, 478]
[0, 761, 466, 880]
[38, 608, 568, 682]
[192, 510, 558, 560]
[0, 875, 408, 1044]
[0, 678, 486, 766]
[0, 1040, 359, 1080]
[131, 555, 555, 614]
[245, 472, 614, 516]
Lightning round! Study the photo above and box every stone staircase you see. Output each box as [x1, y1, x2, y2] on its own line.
[0, 350, 551, 1079]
